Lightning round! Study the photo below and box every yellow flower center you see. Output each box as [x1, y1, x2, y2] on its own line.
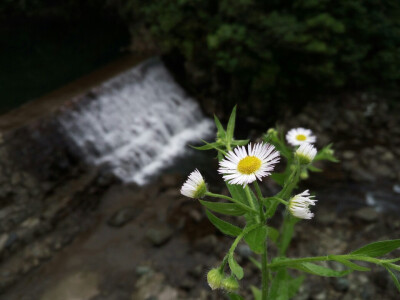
[237, 156, 262, 174]
[296, 134, 307, 141]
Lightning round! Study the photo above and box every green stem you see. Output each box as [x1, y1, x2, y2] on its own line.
[268, 254, 391, 268]
[205, 192, 258, 214]
[228, 223, 261, 254]
[253, 182, 269, 300]
[262, 242, 268, 300]
[244, 186, 260, 223]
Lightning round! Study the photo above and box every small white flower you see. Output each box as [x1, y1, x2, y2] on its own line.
[289, 190, 317, 219]
[295, 143, 317, 165]
[180, 169, 207, 198]
[286, 127, 316, 146]
[218, 143, 280, 186]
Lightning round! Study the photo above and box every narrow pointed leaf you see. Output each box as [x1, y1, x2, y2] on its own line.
[330, 256, 370, 272]
[199, 200, 246, 216]
[244, 225, 267, 254]
[351, 239, 400, 257]
[226, 106, 237, 142]
[232, 139, 249, 146]
[250, 286, 261, 300]
[386, 267, 400, 292]
[205, 210, 242, 237]
[228, 255, 244, 279]
[288, 275, 304, 298]
[266, 226, 279, 243]
[226, 183, 249, 206]
[308, 165, 323, 172]
[214, 115, 226, 139]
[292, 262, 351, 277]
[268, 268, 289, 300]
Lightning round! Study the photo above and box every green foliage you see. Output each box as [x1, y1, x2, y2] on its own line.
[351, 239, 400, 258]
[118, 0, 400, 114]
[205, 209, 242, 237]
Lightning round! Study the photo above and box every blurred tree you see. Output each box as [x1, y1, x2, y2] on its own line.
[114, 0, 400, 119]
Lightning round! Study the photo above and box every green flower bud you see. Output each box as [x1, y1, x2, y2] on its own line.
[221, 275, 239, 292]
[207, 268, 224, 290]
[300, 169, 309, 180]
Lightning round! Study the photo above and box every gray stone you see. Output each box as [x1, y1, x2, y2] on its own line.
[237, 244, 252, 258]
[107, 207, 138, 228]
[354, 207, 379, 222]
[146, 227, 173, 247]
[40, 271, 100, 300]
[332, 277, 349, 292]
[342, 150, 356, 160]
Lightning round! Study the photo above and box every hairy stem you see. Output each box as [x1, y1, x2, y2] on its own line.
[205, 192, 258, 213]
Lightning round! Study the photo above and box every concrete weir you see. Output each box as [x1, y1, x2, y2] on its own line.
[0, 55, 212, 293]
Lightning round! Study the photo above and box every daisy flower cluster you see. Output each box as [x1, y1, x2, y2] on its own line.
[180, 125, 321, 224]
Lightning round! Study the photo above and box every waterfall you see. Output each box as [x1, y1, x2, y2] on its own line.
[58, 58, 214, 185]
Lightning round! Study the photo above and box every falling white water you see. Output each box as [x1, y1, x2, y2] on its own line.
[58, 58, 214, 185]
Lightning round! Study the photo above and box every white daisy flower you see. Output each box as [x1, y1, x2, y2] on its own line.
[289, 190, 317, 219]
[180, 169, 207, 198]
[286, 127, 316, 146]
[218, 143, 280, 186]
[295, 143, 317, 165]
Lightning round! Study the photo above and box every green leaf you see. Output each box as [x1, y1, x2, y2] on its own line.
[226, 183, 249, 206]
[244, 226, 267, 254]
[228, 294, 244, 300]
[329, 256, 370, 272]
[288, 275, 304, 298]
[214, 115, 226, 139]
[351, 239, 400, 257]
[232, 139, 249, 146]
[190, 141, 218, 150]
[386, 267, 400, 292]
[267, 226, 279, 243]
[270, 172, 286, 186]
[292, 262, 351, 277]
[205, 210, 242, 237]
[250, 285, 261, 300]
[199, 200, 246, 216]
[268, 268, 289, 300]
[227, 105, 237, 142]
[229, 255, 244, 279]
[308, 165, 323, 172]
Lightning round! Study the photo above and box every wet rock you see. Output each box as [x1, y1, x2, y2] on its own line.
[40, 271, 100, 300]
[146, 227, 173, 247]
[107, 207, 139, 228]
[354, 207, 379, 222]
[161, 174, 182, 189]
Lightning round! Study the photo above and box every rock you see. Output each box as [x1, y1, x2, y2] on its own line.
[0, 234, 8, 253]
[342, 150, 356, 160]
[332, 277, 349, 292]
[132, 272, 179, 300]
[146, 227, 173, 247]
[40, 271, 100, 300]
[193, 235, 218, 254]
[161, 174, 182, 189]
[188, 264, 203, 279]
[354, 207, 379, 222]
[107, 207, 139, 228]
[237, 244, 252, 258]
[136, 266, 153, 276]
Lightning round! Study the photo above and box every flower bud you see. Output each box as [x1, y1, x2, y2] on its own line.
[295, 143, 317, 165]
[207, 268, 224, 290]
[300, 169, 309, 180]
[221, 275, 239, 292]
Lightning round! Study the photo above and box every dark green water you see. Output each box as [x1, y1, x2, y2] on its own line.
[0, 16, 129, 114]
